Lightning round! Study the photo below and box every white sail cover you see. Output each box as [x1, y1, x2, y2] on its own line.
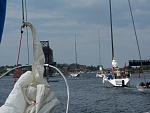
[0, 22, 60, 113]
[112, 58, 118, 68]
[99, 66, 103, 71]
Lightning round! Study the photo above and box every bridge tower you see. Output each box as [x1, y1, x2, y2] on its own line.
[40, 41, 56, 65]
[40, 41, 56, 76]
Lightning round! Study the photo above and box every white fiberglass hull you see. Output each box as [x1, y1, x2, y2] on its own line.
[70, 73, 80, 77]
[103, 78, 130, 87]
[96, 73, 105, 78]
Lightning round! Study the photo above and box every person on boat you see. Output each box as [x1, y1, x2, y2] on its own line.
[115, 68, 121, 79]
[139, 82, 150, 88]
[113, 69, 117, 79]
[112, 58, 119, 79]
[122, 71, 126, 78]
[139, 82, 145, 86]
[125, 71, 131, 78]
[146, 82, 150, 88]
[107, 71, 113, 80]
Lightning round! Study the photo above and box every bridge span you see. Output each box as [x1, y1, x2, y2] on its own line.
[129, 60, 150, 66]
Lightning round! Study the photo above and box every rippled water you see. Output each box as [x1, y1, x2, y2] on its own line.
[0, 72, 150, 113]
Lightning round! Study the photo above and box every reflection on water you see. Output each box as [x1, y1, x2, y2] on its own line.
[0, 73, 150, 113]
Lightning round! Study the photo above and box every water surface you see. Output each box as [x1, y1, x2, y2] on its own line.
[0, 73, 150, 113]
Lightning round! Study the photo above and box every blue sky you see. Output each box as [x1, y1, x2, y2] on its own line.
[0, 0, 150, 68]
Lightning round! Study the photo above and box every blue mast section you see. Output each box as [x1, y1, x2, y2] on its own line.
[0, 0, 6, 43]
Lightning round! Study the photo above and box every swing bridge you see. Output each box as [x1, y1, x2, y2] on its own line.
[40, 41, 56, 66]
[40, 41, 56, 76]
[129, 60, 150, 66]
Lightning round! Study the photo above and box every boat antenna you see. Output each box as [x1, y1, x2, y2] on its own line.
[109, 0, 115, 60]
[127, 0, 145, 82]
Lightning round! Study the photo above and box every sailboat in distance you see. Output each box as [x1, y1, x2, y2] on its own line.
[70, 34, 80, 77]
[96, 30, 105, 78]
[101, 0, 130, 87]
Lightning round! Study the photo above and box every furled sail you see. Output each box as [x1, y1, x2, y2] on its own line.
[0, 0, 6, 43]
[112, 58, 118, 68]
[0, 22, 60, 113]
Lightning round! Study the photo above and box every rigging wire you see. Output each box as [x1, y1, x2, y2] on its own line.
[127, 0, 150, 104]
[24, 0, 30, 65]
[24, 0, 28, 22]
[21, 0, 25, 23]
[14, 0, 25, 84]
[22, 0, 30, 65]
[14, 0, 30, 84]
[127, 0, 145, 82]
[14, 28, 23, 84]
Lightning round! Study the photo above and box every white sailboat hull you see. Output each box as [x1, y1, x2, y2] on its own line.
[103, 78, 130, 87]
[70, 73, 80, 77]
[96, 73, 105, 78]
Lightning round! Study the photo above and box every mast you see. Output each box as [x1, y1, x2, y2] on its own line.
[75, 34, 78, 69]
[98, 30, 101, 67]
[98, 30, 103, 71]
[109, 0, 115, 60]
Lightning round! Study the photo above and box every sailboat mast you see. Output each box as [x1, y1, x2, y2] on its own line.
[98, 30, 101, 66]
[109, 0, 114, 60]
[75, 34, 78, 67]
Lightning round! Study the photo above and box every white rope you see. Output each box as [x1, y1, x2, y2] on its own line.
[44, 64, 70, 113]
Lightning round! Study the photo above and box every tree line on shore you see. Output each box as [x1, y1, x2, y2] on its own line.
[0, 63, 150, 76]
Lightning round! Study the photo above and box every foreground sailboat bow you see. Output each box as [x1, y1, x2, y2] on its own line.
[0, 22, 61, 113]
